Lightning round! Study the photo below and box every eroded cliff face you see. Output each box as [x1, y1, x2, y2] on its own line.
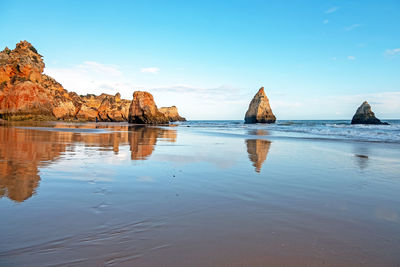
[76, 93, 131, 122]
[0, 41, 184, 123]
[0, 41, 133, 122]
[159, 106, 186, 122]
[0, 41, 79, 120]
[128, 91, 169, 124]
[244, 87, 276, 124]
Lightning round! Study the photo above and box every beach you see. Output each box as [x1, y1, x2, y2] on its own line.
[0, 121, 399, 266]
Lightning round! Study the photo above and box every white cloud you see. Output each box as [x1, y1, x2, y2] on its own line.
[140, 67, 160, 74]
[331, 57, 337, 60]
[385, 48, 400, 56]
[345, 24, 361, 31]
[323, 19, 329, 24]
[347, 56, 356, 60]
[325, 7, 339, 14]
[45, 61, 135, 98]
[79, 61, 122, 76]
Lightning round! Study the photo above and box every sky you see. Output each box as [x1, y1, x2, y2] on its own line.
[1, 0, 399, 120]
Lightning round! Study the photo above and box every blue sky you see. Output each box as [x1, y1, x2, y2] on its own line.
[1, 0, 399, 119]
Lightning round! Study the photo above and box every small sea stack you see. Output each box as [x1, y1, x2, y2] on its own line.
[159, 106, 186, 122]
[244, 87, 276, 124]
[128, 91, 169, 124]
[351, 101, 389, 125]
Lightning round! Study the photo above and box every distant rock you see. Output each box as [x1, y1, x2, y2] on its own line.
[351, 101, 389, 125]
[245, 87, 276, 123]
[128, 91, 169, 124]
[159, 106, 186, 122]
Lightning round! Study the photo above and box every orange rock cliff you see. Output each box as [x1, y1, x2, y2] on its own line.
[0, 41, 185, 123]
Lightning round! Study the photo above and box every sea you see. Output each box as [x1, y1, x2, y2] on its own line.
[183, 119, 400, 143]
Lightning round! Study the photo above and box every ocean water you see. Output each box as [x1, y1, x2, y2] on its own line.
[184, 119, 400, 143]
[0, 121, 400, 266]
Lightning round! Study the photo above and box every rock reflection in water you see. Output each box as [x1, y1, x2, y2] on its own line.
[0, 124, 176, 202]
[246, 139, 271, 173]
[129, 126, 176, 160]
[0, 127, 67, 202]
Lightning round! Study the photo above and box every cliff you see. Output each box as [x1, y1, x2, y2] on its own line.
[0, 41, 165, 123]
[0, 41, 79, 120]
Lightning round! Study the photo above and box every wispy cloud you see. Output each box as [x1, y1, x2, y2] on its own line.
[347, 56, 356, 60]
[331, 57, 337, 60]
[384, 48, 400, 57]
[325, 7, 339, 14]
[345, 24, 361, 31]
[140, 67, 160, 74]
[78, 61, 122, 76]
[323, 19, 329, 24]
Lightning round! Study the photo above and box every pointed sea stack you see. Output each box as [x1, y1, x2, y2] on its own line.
[244, 87, 276, 123]
[351, 101, 388, 125]
[128, 91, 169, 124]
[159, 106, 186, 122]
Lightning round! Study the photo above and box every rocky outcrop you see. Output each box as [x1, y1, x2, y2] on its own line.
[0, 41, 185, 122]
[128, 91, 169, 124]
[244, 87, 276, 123]
[0, 41, 78, 120]
[159, 106, 186, 122]
[0, 41, 158, 122]
[76, 93, 131, 122]
[351, 101, 388, 125]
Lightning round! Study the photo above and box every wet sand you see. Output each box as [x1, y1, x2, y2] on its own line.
[1, 122, 400, 266]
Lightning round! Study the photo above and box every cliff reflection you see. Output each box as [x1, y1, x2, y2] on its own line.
[129, 126, 176, 160]
[246, 139, 271, 173]
[0, 124, 176, 202]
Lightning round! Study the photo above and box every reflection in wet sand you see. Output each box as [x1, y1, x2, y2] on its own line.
[129, 126, 176, 160]
[0, 124, 176, 202]
[246, 139, 271, 173]
[0, 127, 67, 202]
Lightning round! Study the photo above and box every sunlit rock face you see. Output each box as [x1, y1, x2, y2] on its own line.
[77, 93, 131, 122]
[159, 106, 186, 122]
[128, 91, 169, 124]
[0, 41, 79, 120]
[244, 87, 276, 124]
[0, 41, 132, 122]
[351, 101, 388, 125]
[246, 139, 271, 173]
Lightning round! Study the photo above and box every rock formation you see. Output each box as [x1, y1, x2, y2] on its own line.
[159, 106, 186, 122]
[351, 101, 388, 125]
[77, 93, 131, 122]
[244, 87, 276, 123]
[0, 41, 79, 120]
[128, 91, 169, 124]
[0, 41, 183, 123]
